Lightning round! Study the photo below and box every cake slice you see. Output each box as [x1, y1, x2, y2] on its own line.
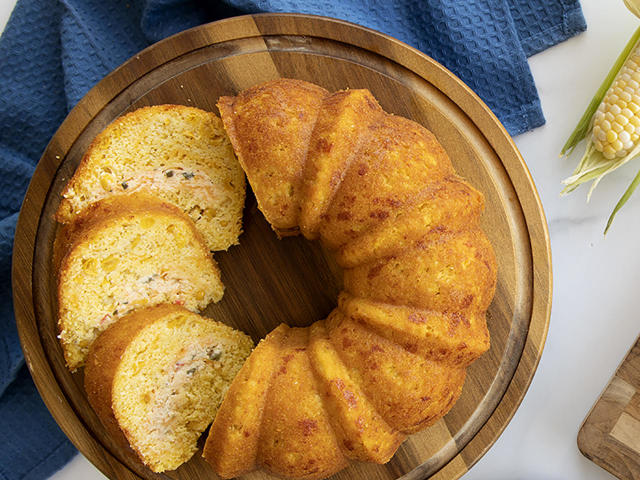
[56, 105, 246, 252]
[84, 304, 253, 473]
[203, 325, 287, 478]
[57, 194, 224, 371]
[217, 79, 328, 235]
[307, 320, 405, 462]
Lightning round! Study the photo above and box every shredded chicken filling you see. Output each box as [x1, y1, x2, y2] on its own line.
[147, 343, 224, 437]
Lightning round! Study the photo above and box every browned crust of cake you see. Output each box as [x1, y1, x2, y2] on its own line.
[318, 113, 455, 251]
[256, 326, 348, 480]
[299, 89, 384, 239]
[325, 310, 467, 434]
[55, 193, 206, 272]
[84, 304, 187, 458]
[307, 320, 406, 463]
[203, 325, 287, 478]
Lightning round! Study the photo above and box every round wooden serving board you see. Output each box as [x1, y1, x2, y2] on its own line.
[12, 13, 552, 480]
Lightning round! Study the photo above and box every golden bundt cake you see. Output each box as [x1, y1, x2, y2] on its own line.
[204, 79, 497, 480]
[56, 105, 246, 251]
[84, 304, 253, 472]
[57, 194, 224, 371]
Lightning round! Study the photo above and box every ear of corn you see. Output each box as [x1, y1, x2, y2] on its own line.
[561, 27, 640, 156]
[561, 26, 640, 234]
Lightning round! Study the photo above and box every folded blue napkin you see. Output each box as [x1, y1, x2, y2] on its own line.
[0, 0, 585, 478]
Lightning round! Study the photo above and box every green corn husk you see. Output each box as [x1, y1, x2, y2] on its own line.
[561, 26, 640, 234]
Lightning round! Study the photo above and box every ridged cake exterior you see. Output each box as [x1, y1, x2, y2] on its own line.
[218, 79, 327, 235]
[207, 79, 497, 479]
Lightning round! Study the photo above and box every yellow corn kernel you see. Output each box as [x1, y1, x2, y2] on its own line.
[174, 234, 186, 248]
[165, 223, 186, 247]
[81, 257, 98, 273]
[616, 114, 630, 126]
[100, 173, 115, 190]
[101, 254, 119, 272]
[203, 207, 217, 219]
[603, 145, 617, 159]
[139, 216, 155, 229]
[612, 139, 624, 152]
[129, 235, 141, 249]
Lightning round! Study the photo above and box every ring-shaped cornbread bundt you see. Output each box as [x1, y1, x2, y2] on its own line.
[203, 79, 497, 480]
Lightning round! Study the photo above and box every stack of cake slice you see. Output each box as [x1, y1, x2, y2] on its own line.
[55, 104, 246, 371]
[55, 105, 252, 472]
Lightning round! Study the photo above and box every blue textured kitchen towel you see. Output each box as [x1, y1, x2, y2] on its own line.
[0, 0, 585, 478]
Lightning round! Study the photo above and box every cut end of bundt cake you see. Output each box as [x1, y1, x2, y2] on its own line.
[56, 104, 246, 252]
[217, 79, 328, 235]
[84, 304, 253, 473]
[57, 194, 224, 371]
[203, 324, 288, 478]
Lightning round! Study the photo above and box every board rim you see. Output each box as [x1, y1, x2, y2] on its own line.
[12, 12, 552, 480]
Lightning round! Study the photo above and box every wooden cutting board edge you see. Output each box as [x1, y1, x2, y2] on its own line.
[578, 335, 640, 480]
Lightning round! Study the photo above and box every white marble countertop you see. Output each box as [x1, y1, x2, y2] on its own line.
[2, 0, 639, 479]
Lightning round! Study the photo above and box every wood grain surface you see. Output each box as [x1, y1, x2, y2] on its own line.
[579, 336, 640, 479]
[12, 13, 552, 480]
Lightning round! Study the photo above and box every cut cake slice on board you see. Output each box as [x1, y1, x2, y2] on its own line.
[56, 194, 224, 371]
[84, 304, 253, 472]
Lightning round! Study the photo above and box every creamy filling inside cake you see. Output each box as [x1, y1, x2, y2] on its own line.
[63, 166, 220, 214]
[92, 273, 188, 332]
[58, 210, 223, 370]
[111, 314, 253, 472]
[147, 341, 224, 439]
